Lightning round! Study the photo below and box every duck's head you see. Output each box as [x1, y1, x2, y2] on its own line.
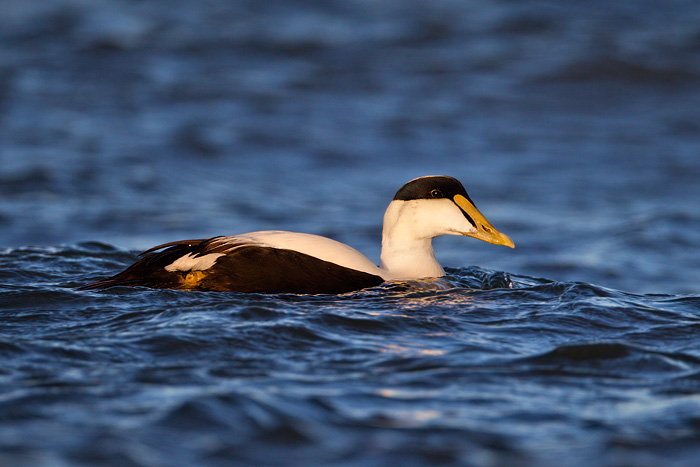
[384, 175, 514, 248]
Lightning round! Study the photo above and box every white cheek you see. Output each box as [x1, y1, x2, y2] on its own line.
[414, 199, 475, 238]
[442, 203, 477, 235]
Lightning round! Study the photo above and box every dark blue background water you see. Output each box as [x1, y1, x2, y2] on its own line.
[2, 1, 700, 465]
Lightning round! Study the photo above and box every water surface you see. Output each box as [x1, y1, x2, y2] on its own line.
[1, 1, 700, 465]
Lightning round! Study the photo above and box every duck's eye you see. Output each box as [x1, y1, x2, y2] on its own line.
[430, 189, 443, 198]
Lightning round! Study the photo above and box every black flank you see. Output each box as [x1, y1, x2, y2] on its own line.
[80, 240, 384, 294]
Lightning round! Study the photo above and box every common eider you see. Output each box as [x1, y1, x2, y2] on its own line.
[81, 176, 514, 294]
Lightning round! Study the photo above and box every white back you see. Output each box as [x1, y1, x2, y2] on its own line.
[225, 231, 386, 278]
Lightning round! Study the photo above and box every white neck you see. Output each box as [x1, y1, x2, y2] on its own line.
[379, 200, 445, 280]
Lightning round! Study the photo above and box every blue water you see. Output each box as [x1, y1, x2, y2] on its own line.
[2, 1, 700, 465]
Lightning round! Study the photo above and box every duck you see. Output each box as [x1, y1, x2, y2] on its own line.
[80, 176, 514, 294]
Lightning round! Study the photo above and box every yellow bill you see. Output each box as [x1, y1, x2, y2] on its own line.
[453, 194, 515, 248]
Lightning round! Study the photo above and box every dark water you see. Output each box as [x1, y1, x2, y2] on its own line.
[2, 1, 700, 466]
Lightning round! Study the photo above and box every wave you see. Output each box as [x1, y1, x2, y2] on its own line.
[2, 243, 700, 466]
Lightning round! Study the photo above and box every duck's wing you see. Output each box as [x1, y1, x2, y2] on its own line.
[79, 237, 222, 290]
[80, 235, 384, 294]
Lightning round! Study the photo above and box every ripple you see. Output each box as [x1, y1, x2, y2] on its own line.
[515, 341, 700, 382]
[2, 245, 700, 467]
